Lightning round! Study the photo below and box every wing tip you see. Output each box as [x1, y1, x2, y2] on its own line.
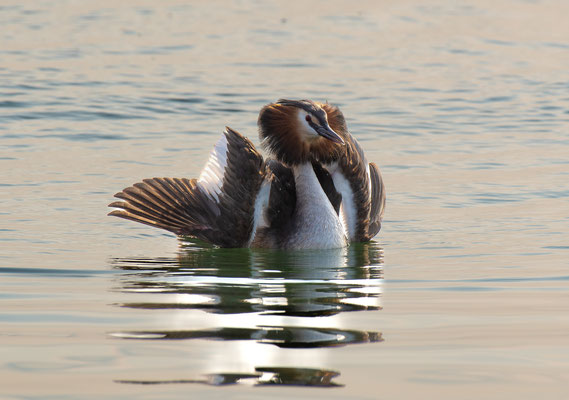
[108, 209, 123, 217]
[108, 200, 126, 209]
[367, 162, 385, 240]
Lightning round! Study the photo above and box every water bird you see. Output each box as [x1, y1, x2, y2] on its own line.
[108, 99, 385, 249]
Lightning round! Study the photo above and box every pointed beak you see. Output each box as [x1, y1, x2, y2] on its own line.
[316, 125, 345, 145]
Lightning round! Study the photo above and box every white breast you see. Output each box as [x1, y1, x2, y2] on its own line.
[285, 163, 347, 249]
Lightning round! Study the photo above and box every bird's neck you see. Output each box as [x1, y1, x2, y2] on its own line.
[293, 162, 326, 204]
[284, 162, 346, 249]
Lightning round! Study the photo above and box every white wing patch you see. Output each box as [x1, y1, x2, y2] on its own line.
[247, 180, 271, 246]
[197, 133, 228, 202]
[327, 161, 373, 241]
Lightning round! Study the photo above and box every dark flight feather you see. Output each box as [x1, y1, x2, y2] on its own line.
[367, 162, 386, 239]
[109, 127, 265, 247]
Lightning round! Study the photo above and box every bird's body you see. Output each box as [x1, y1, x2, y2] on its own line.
[109, 99, 385, 249]
[252, 162, 347, 249]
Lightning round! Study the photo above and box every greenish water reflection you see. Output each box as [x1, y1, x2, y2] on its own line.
[111, 241, 383, 387]
[113, 240, 383, 316]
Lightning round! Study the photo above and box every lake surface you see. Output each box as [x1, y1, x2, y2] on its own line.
[1, 0, 568, 399]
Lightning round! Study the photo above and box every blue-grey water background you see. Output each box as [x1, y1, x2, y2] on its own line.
[1, 1, 568, 399]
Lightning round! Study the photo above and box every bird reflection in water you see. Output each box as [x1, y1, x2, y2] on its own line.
[116, 367, 341, 387]
[111, 240, 383, 387]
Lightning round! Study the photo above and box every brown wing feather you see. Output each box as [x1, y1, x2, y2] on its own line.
[342, 136, 373, 241]
[109, 177, 219, 236]
[109, 127, 265, 247]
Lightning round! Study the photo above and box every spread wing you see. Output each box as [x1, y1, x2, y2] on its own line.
[327, 133, 385, 242]
[109, 127, 266, 247]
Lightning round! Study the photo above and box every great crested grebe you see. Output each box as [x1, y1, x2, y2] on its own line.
[108, 99, 385, 249]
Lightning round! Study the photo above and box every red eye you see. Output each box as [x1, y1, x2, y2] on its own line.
[305, 115, 312, 122]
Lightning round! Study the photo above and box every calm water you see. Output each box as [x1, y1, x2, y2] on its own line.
[2, 1, 569, 399]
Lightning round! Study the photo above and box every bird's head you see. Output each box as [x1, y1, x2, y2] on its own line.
[258, 99, 347, 165]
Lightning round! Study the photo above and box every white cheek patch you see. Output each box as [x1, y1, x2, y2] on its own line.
[296, 110, 319, 139]
[198, 133, 228, 201]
